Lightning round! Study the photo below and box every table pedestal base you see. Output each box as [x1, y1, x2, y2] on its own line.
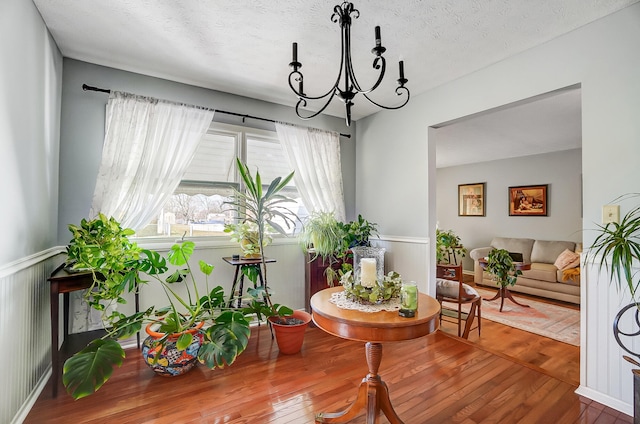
[484, 287, 530, 312]
[316, 342, 403, 424]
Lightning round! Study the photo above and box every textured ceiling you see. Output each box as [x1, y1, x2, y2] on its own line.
[32, 0, 637, 165]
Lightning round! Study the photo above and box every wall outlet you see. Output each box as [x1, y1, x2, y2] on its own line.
[602, 204, 620, 224]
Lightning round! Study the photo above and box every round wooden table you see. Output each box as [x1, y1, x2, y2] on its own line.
[310, 286, 440, 424]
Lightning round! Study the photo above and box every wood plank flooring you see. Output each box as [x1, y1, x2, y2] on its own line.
[440, 277, 581, 387]
[27, 315, 630, 424]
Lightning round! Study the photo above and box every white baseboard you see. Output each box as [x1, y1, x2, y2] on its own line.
[11, 367, 51, 424]
[575, 385, 632, 416]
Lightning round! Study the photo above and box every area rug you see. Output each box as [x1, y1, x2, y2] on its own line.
[444, 287, 580, 346]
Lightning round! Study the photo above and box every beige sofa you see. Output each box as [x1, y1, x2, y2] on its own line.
[469, 237, 581, 304]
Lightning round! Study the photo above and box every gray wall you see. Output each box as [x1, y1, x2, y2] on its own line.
[437, 148, 583, 271]
[0, 0, 63, 264]
[58, 59, 357, 244]
[1, 0, 64, 422]
[356, 3, 640, 413]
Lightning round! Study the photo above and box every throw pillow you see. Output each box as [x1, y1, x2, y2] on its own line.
[554, 249, 580, 270]
[436, 278, 479, 300]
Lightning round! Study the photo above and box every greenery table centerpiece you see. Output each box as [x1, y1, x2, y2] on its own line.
[340, 269, 402, 304]
[339, 246, 402, 305]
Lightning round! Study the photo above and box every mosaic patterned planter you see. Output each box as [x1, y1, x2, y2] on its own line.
[141, 322, 204, 377]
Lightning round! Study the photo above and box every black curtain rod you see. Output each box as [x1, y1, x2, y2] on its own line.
[82, 84, 351, 139]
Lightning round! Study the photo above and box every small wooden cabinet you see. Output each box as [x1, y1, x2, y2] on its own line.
[304, 252, 351, 313]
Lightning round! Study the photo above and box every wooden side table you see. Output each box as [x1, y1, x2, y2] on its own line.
[310, 286, 440, 423]
[48, 264, 139, 397]
[222, 257, 275, 307]
[478, 259, 532, 311]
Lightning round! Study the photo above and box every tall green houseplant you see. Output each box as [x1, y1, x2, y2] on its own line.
[226, 158, 299, 321]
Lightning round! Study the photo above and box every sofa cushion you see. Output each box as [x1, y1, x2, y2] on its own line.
[530, 240, 576, 264]
[554, 249, 581, 270]
[490, 237, 535, 264]
[436, 278, 479, 300]
[521, 263, 558, 283]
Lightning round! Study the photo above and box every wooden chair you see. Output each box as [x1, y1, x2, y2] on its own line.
[435, 264, 481, 339]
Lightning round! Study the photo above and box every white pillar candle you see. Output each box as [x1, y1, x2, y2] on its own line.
[360, 258, 377, 288]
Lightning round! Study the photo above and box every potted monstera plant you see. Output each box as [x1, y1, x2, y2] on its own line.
[62, 220, 251, 399]
[226, 158, 310, 354]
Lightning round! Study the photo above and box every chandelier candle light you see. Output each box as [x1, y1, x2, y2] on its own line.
[288, 1, 410, 126]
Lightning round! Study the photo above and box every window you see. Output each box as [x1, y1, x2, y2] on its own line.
[134, 123, 307, 238]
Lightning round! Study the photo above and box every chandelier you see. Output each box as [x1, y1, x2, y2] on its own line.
[287, 1, 410, 127]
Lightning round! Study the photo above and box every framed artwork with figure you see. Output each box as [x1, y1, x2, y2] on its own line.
[509, 184, 548, 216]
[458, 183, 485, 216]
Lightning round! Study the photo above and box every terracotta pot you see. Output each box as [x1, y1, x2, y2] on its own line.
[142, 321, 204, 377]
[268, 310, 312, 354]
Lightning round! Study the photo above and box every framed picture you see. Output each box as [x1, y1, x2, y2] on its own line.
[509, 184, 548, 216]
[458, 183, 485, 216]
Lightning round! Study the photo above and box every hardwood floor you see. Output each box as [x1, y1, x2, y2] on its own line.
[440, 276, 581, 386]
[27, 313, 630, 423]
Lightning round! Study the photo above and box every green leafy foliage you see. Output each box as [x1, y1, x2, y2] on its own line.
[62, 339, 125, 400]
[300, 212, 378, 287]
[63, 218, 252, 399]
[199, 311, 251, 368]
[486, 248, 522, 288]
[340, 270, 402, 303]
[300, 211, 346, 262]
[224, 222, 272, 257]
[65, 213, 144, 310]
[436, 228, 467, 265]
[587, 194, 640, 303]
[240, 265, 260, 285]
[224, 158, 299, 319]
[339, 214, 379, 249]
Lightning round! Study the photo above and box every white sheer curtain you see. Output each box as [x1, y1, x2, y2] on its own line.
[90, 91, 214, 230]
[275, 122, 345, 222]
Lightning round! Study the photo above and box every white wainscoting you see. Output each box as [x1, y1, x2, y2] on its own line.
[577, 258, 640, 416]
[1, 248, 65, 424]
[8, 237, 428, 422]
[373, 236, 430, 294]
[105, 238, 308, 325]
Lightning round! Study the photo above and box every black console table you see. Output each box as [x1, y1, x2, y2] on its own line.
[48, 264, 139, 397]
[222, 256, 275, 308]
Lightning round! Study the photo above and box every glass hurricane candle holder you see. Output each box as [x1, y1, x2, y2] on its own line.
[351, 246, 385, 288]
